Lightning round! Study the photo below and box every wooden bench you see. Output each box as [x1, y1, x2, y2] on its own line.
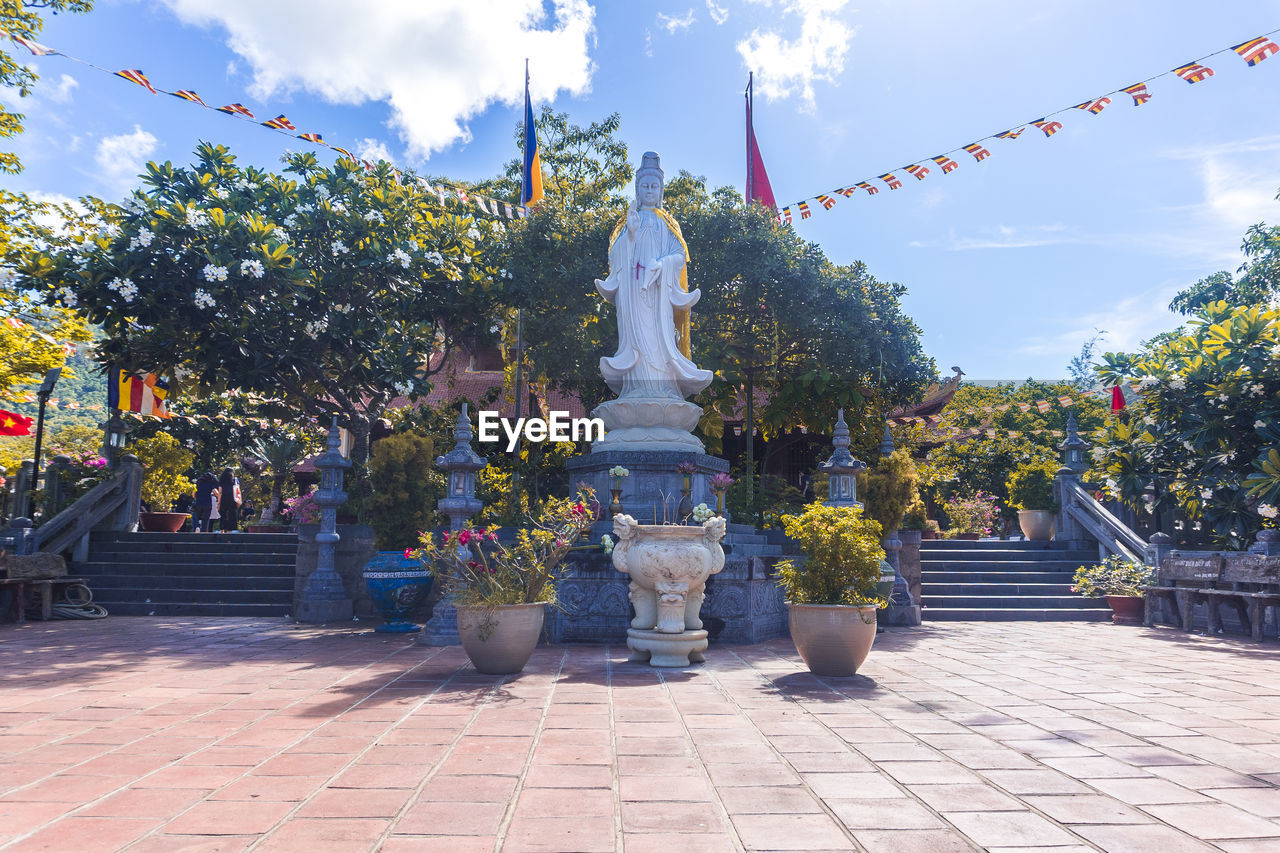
[1145, 553, 1223, 631]
[1202, 556, 1280, 641]
[0, 577, 88, 623]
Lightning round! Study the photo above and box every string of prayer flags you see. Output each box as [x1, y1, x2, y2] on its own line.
[114, 69, 157, 94]
[768, 28, 1280, 225]
[261, 115, 296, 130]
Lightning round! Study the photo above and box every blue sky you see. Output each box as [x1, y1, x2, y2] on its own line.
[8, 0, 1280, 380]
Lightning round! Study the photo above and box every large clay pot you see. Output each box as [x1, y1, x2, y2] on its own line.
[456, 602, 545, 674]
[138, 512, 190, 533]
[1106, 595, 1145, 625]
[788, 604, 878, 677]
[1018, 509, 1056, 542]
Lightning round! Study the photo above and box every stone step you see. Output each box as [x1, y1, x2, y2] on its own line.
[925, 583, 1077, 596]
[919, 539, 1077, 550]
[920, 595, 1105, 609]
[75, 560, 296, 577]
[83, 574, 295, 592]
[89, 586, 293, 605]
[92, 531, 298, 545]
[78, 551, 299, 567]
[93, 602, 294, 617]
[920, 550, 1096, 562]
[723, 543, 784, 558]
[923, 571, 1076, 584]
[921, 560, 1088, 572]
[923, 608, 1111, 622]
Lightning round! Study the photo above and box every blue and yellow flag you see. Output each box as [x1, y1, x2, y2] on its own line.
[521, 63, 544, 207]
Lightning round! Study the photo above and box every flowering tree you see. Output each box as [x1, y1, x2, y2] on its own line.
[21, 143, 500, 468]
[1093, 301, 1280, 546]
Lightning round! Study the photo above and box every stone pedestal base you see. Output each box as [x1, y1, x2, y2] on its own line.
[295, 595, 353, 624]
[627, 628, 708, 667]
[417, 595, 460, 646]
[568, 450, 728, 525]
[886, 604, 922, 626]
[592, 398, 705, 453]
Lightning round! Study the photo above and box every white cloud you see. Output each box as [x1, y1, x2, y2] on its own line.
[95, 125, 159, 197]
[46, 74, 78, 103]
[356, 137, 392, 163]
[657, 9, 695, 34]
[160, 0, 596, 160]
[706, 0, 729, 25]
[1015, 283, 1183, 359]
[910, 223, 1074, 251]
[737, 0, 852, 110]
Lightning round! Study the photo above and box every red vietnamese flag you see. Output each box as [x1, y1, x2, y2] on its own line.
[0, 409, 33, 436]
[745, 74, 776, 209]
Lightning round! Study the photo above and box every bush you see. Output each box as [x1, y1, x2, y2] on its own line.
[944, 491, 1000, 536]
[366, 431, 445, 549]
[1072, 555, 1155, 597]
[860, 448, 918, 533]
[901, 497, 929, 530]
[131, 433, 195, 511]
[773, 503, 887, 607]
[1006, 459, 1060, 512]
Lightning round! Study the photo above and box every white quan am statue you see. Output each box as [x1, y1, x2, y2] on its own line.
[592, 152, 713, 452]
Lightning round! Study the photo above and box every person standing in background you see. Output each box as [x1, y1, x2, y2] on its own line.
[193, 472, 216, 532]
[219, 468, 241, 532]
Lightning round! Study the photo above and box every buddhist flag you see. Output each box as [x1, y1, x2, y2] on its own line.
[994, 128, 1025, 140]
[0, 409, 33, 436]
[798, 200, 812, 219]
[1121, 82, 1152, 105]
[816, 194, 836, 209]
[856, 181, 878, 195]
[904, 164, 929, 180]
[217, 103, 254, 118]
[520, 62, 544, 207]
[879, 173, 903, 190]
[1233, 37, 1280, 66]
[1172, 62, 1213, 83]
[108, 370, 171, 419]
[331, 146, 355, 161]
[780, 207, 793, 224]
[298, 132, 324, 144]
[834, 186, 857, 197]
[745, 73, 777, 209]
[261, 115, 296, 130]
[1032, 118, 1063, 137]
[1036, 400, 1051, 413]
[931, 155, 959, 173]
[1058, 395, 1074, 407]
[115, 69, 157, 94]
[170, 89, 206, 106]
[962, 143, 991, 162]
[1074, 97, 1111, 115]
[10, 34, 54, 55]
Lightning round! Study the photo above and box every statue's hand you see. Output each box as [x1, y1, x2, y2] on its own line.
[626, 211, 641, 235]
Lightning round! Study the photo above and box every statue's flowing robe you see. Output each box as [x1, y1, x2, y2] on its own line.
[596, 208, 712, 399]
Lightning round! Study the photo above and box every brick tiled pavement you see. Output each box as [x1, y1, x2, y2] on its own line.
[1, 618, 1278, 851]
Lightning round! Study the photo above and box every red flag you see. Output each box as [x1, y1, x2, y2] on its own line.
[1111, 385, 1126, 411]
[0, 409, 33, 436]
[745, 74, 776, 209]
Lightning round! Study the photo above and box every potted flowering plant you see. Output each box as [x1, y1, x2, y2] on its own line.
[709, 472, 733, 518]
[411, 487, 596, 674]
[675, 461, 697, 520]
[944, 491, 1000, 539]
[282, 492, 321, 526]
[774, 503, 888, 677]
[1006, 460, 1060, 541]
[1071, 555, 1156, 624]
[608, 465, 629, 518]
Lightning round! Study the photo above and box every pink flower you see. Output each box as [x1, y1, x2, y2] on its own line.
[457, 530, 471, 545]
[403, 548, 412, 559]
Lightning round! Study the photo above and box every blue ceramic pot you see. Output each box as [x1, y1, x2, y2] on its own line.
[364, 551, 433, 633]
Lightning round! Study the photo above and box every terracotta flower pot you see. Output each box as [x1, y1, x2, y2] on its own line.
[1017, 510, 1056, 542]
[1106, 595, 1145, 625]
[787, 603, 878, 677]
[138, 512, 190, 533]
[456, 602, 545, 675]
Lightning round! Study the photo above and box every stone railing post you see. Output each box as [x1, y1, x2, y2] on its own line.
[1054, 413, 1090, 549]
[295, 418, 354, 623]
[1145, 531, 1173, 567]
[14, 460, 33, 520]
[44, 455, 72, 517]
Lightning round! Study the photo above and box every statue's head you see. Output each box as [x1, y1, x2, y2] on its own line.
[635, 151, 664, 210]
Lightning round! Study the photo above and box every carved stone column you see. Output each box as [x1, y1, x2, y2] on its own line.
[295, 418, 354, 623]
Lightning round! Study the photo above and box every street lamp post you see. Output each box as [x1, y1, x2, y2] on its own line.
[26, 368, 60, 519]
[100, 409, 132, 469]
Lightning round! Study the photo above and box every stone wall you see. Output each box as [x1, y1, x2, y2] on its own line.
[293, 523, 377, 619]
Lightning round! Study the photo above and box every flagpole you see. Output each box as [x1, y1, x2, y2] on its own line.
[745, 72, 753, 204]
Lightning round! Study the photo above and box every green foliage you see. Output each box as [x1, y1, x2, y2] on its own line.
[773, 503, 887, 606]
[22, 143, 495, 470]
[943, 491, 1001, 536]
[901, 497, 928, 530]
[860, 448, 918, 533]
[413, 488, 595, 607]
[366, 431, 445, 549]
[724, 467, 803, 529]
[1006, 459, 1060, 512]
[131, 432, 195, 510]
[1093, 301, 1280, 547]
[1169, 206, 1280, 314]
[1071, 555, 1155, 598]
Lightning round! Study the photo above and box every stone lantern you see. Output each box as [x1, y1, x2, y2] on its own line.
[1057, 412, 1089, 476]
[1054, 412, 1090, 548]
[295, 418, 354, 623]
[819, 409, 865, 508]
[420, 403, 488, 647]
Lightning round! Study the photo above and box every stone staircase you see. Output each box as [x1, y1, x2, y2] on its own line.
[920, 539, 1111, 621]
[72, 531, 299, 617]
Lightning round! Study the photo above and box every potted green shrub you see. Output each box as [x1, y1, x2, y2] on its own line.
[132, 433, 195, 532]
[412, 487, 596, 674]
[1007, 460, 1060, 541]
[943, 491, 1000, 539]
[774, 503, 889, 677]
[1072, 555, 1155, 624]
[362, 431, 445, 632]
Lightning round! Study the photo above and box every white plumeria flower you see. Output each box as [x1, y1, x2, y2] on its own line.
[0, 267, 16, 288]
[390, 248, 411, 268]
[185, 208, 208, 228]
[1200, 488, 1213, 499]
[315, 185, 330, 200]
[1259, 504, 1279, 519]
[393, 381, 412, 396]
[107, 277, 137, 302]
[193, 289, 216, 309]
[1170, 378, 1186, 390]
[1183, 440, 1195, 451]
[304, 318, 328, 338]
[56, 286, 77, 307]
[1257, 420, 1268, 429]
[425, 251, 444, 267]
[331, 240, 349, 256]
[283, 214, 298, 229]
[363, 210, 385, 224]
[202, 264, 229, 282]
[129, 228, 154, 250]
[271, 228, 288, 244]
[331, 202, 348, 214]
[212, 188, 228, 200]
[1091, 447, 1106, 461]
[466, 226, 481, 240]
[240, 259, 265, 279]
[1142, 416, 1155, 426]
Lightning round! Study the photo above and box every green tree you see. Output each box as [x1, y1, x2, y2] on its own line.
[366, 431, 444, 549]
[22, 143, 496, 472]
[131, 432, 196, 511]
[1169, 188, 1280, 315]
